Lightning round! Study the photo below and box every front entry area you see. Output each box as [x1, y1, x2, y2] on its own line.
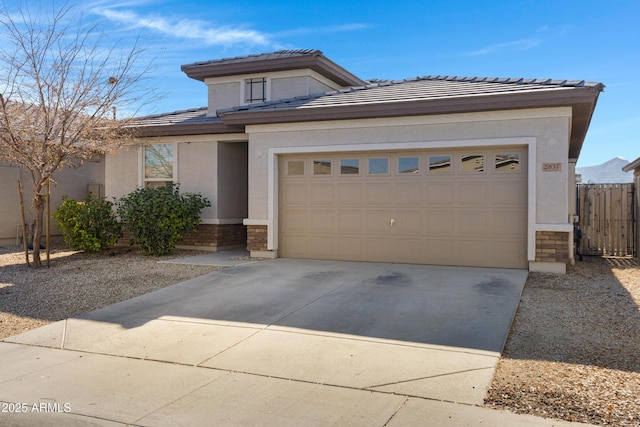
[279, 147, 528, 268]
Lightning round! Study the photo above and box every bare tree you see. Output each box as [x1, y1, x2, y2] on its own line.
[0, 2, 155, 267]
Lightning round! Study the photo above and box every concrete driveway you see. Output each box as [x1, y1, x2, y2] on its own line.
[0, 255, 585, 426]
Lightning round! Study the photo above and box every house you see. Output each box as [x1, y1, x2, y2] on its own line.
[105, 49, 604, 273]
[0, 160, 105, 245]
[622, 157, 640, 258]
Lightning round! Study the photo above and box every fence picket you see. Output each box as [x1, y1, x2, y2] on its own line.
[577, 183, 636, 257]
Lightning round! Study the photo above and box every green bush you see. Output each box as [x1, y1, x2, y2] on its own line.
[54, 195, 122, 252]
[117, 183, 210, 256]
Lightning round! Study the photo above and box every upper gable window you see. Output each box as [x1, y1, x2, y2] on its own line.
[245, 78, 266, 103]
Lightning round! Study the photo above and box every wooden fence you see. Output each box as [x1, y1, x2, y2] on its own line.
[577, 183, 636, 256]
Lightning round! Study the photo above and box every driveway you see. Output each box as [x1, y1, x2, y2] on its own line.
[0, 256, 581, 426]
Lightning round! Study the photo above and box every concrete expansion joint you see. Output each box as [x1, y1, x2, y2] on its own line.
[366, 366, 496, 389]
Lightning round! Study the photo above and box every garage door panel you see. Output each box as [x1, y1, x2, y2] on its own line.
[492, 181, 526, 205]
[366, 210, 394, 234]
[395, 210, 422, 234]
[458, 182, 487, 205]
[306, 235, 335, 257]
[426, 211, 455, 236]
[366, 238, 394, 259]
[282, 210, 307, 231]
[337, 210, 363, 233]
[458, 210, 489, 237]
[337, 183, 363, 205]
[310, 184, 334, 204]
[309, 210, 334, 232]
[280, 148, 527, 269]
[396, 182, 423, 205]
[491, 211, 527, 236]
[366, 183, 392, 204]
[426, 182, 454, 204]
[337, 237, 363, 258]
[282, 183, 307, 204]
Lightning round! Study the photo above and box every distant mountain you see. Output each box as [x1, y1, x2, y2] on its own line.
[576, 157, 634, 184]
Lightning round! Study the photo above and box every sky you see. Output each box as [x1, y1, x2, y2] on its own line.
[6, 0, 640, 168]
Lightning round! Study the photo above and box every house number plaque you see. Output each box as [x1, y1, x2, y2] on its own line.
[542, 162, 562, 172]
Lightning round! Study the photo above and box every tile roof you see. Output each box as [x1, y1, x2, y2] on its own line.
[219, 75, 604, 114]
[131, 107, 216, 127]
[180, 49, 322, 70]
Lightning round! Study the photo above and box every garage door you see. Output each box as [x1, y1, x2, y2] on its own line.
[279, 147, 527, 268]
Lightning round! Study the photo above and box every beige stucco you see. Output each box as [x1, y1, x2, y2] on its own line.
[204, 70, 344, 117]
[0, 159, 105, 244]
[104, 134, 248, 224]
[243, 107, 574, 270]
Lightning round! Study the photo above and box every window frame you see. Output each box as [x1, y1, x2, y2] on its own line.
[244, 77, 268, 103]
[141, 143, 177, 188]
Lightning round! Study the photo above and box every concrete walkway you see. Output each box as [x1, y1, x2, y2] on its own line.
[0, 255, 588, 426]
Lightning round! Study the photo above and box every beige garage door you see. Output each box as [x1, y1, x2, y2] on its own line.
[279, 147, 527, 268]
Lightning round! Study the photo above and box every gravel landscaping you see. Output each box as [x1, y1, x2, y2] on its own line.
[485, 256, 640, 425]
[1, 244, 638, 425]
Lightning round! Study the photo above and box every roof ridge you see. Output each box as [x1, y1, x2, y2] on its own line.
[181, 50, 322, 70]
[135, 106, 208, 120]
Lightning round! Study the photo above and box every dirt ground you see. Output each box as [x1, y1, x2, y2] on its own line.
[1, 245, 639, 425]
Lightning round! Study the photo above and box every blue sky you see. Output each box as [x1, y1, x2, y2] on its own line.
[14, 0, 640, 167]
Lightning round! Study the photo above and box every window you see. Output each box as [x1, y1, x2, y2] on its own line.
[144, 144, 174, 188]
[495, 153, 521, 172]
[313, 159, 332, 175]
[368, 157, 389, 175]
[460, 154, 485, 173]
[287, 160, 305, 176]
[428, 155, 452, 173]
[245, 78, 266, 103]
[398, 157, 419, 174]
[340, 159, 360, 175]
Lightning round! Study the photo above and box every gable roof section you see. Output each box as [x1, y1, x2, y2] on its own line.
[181, 49, 366, 87]
[218, 76, 604, 158]
[623, 157, 640, 173]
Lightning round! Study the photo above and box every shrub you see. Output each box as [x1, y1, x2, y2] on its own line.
[117, 183, 211, 255]
[54, 195, 122, 252]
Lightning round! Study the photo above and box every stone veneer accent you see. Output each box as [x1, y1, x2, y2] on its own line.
[179, 224, 246, 249]
[535, 231, 570, 263]
[246, 225, 268, 251]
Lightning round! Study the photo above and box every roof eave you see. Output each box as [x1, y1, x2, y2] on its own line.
[181, 54, 366, 87]
[622, 157, 640, 172]
[132, 122, 244, 137]
[219, 88, 601, 157]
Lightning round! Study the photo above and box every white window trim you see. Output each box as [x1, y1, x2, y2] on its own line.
[138, 142, 179, 188]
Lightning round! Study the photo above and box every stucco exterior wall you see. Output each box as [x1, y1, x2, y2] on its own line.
[178, 141, 218, 220]
[207, 82, 241, 117]
[271, 76, 334, 100]
[0, 159, 105, 243]
[104, 134, 247, 225]
[245, 107, 571, 224]
[104, 146, 139, 200]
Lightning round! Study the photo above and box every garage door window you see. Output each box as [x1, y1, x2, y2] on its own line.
[368, 157, 389, 175]
[398, 157, 420, 174]
[340, 159, 360, 175]
[428, 155, 452, 174]
[287, 160, 305, 176]
[460, 154, 485, 173]
[313, 159, 332, 175]
[495, 153, 521, 172]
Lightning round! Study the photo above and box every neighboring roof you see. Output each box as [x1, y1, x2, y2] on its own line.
[218, 76, 604, 159]
[622, 157, 640, 172]
[181, 49, 366, 87]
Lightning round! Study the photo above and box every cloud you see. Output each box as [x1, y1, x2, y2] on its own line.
[274, 23, 371, 38]
[90, 6, 271, 47]
[464, 38, 541, 57]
